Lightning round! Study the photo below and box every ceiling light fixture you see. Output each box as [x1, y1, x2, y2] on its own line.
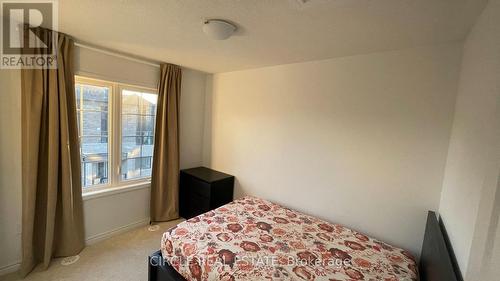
[203, 19, 236, 40]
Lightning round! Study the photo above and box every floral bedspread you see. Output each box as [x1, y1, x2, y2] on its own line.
[161, 197, 418, 281]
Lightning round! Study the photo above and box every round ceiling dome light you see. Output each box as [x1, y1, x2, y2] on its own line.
[203, 19, 236, 40]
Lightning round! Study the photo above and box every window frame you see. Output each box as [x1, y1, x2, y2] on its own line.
[75, 76, 158, 194]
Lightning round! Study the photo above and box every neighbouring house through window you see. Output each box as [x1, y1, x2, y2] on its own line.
[75, 76, 157, 192]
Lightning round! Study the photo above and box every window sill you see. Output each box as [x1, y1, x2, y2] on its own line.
[82, 181, 151, 201]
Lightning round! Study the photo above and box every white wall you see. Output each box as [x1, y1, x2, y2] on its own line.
[83, 186, 151, 244]
[483, 209, 500, 280]
[438, 0, 500, 279]
[0, 47, 208, 275]
[205, 43, 463, 256]
[75, 46, 159, 89]
[180, 68, 208, 169]
[202, 75, 213, 166]
[0, 69, 22, 275]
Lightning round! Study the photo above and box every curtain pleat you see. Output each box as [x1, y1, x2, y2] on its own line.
[150, 63, 182, 222]
[20, 27, 84, 276]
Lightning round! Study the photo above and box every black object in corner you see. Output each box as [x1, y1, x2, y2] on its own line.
[179, 167, 234, 219]
[419, 211, 463, 281]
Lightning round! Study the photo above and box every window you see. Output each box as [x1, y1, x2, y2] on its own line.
[75, 82, 110, 188]
[75, 77, 157, 192]
[121, 89, 157, 181]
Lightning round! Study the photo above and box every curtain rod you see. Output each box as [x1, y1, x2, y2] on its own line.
[74, 42, 161, 68]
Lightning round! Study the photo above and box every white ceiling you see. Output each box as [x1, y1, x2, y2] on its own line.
[59, 0, 487, 73]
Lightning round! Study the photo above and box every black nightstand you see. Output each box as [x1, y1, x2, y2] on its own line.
[179, 167, 234, 219]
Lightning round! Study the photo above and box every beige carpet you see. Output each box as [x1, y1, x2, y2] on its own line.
[1, 219, 183, 281]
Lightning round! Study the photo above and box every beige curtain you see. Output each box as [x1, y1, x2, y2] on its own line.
[20, 28, 84, 276]
[150, 64, 182, 222]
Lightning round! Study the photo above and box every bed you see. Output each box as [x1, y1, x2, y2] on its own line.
[149, 196, 421, 281]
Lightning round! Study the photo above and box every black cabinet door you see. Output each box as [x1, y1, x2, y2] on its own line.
[189, 177, 212, 199]
[179, 167, 234, 219]
[210, 178, 234, 209]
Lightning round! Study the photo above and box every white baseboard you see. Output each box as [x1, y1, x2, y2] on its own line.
[0, 261, 20, 277]
[85, 218, 150, 245]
